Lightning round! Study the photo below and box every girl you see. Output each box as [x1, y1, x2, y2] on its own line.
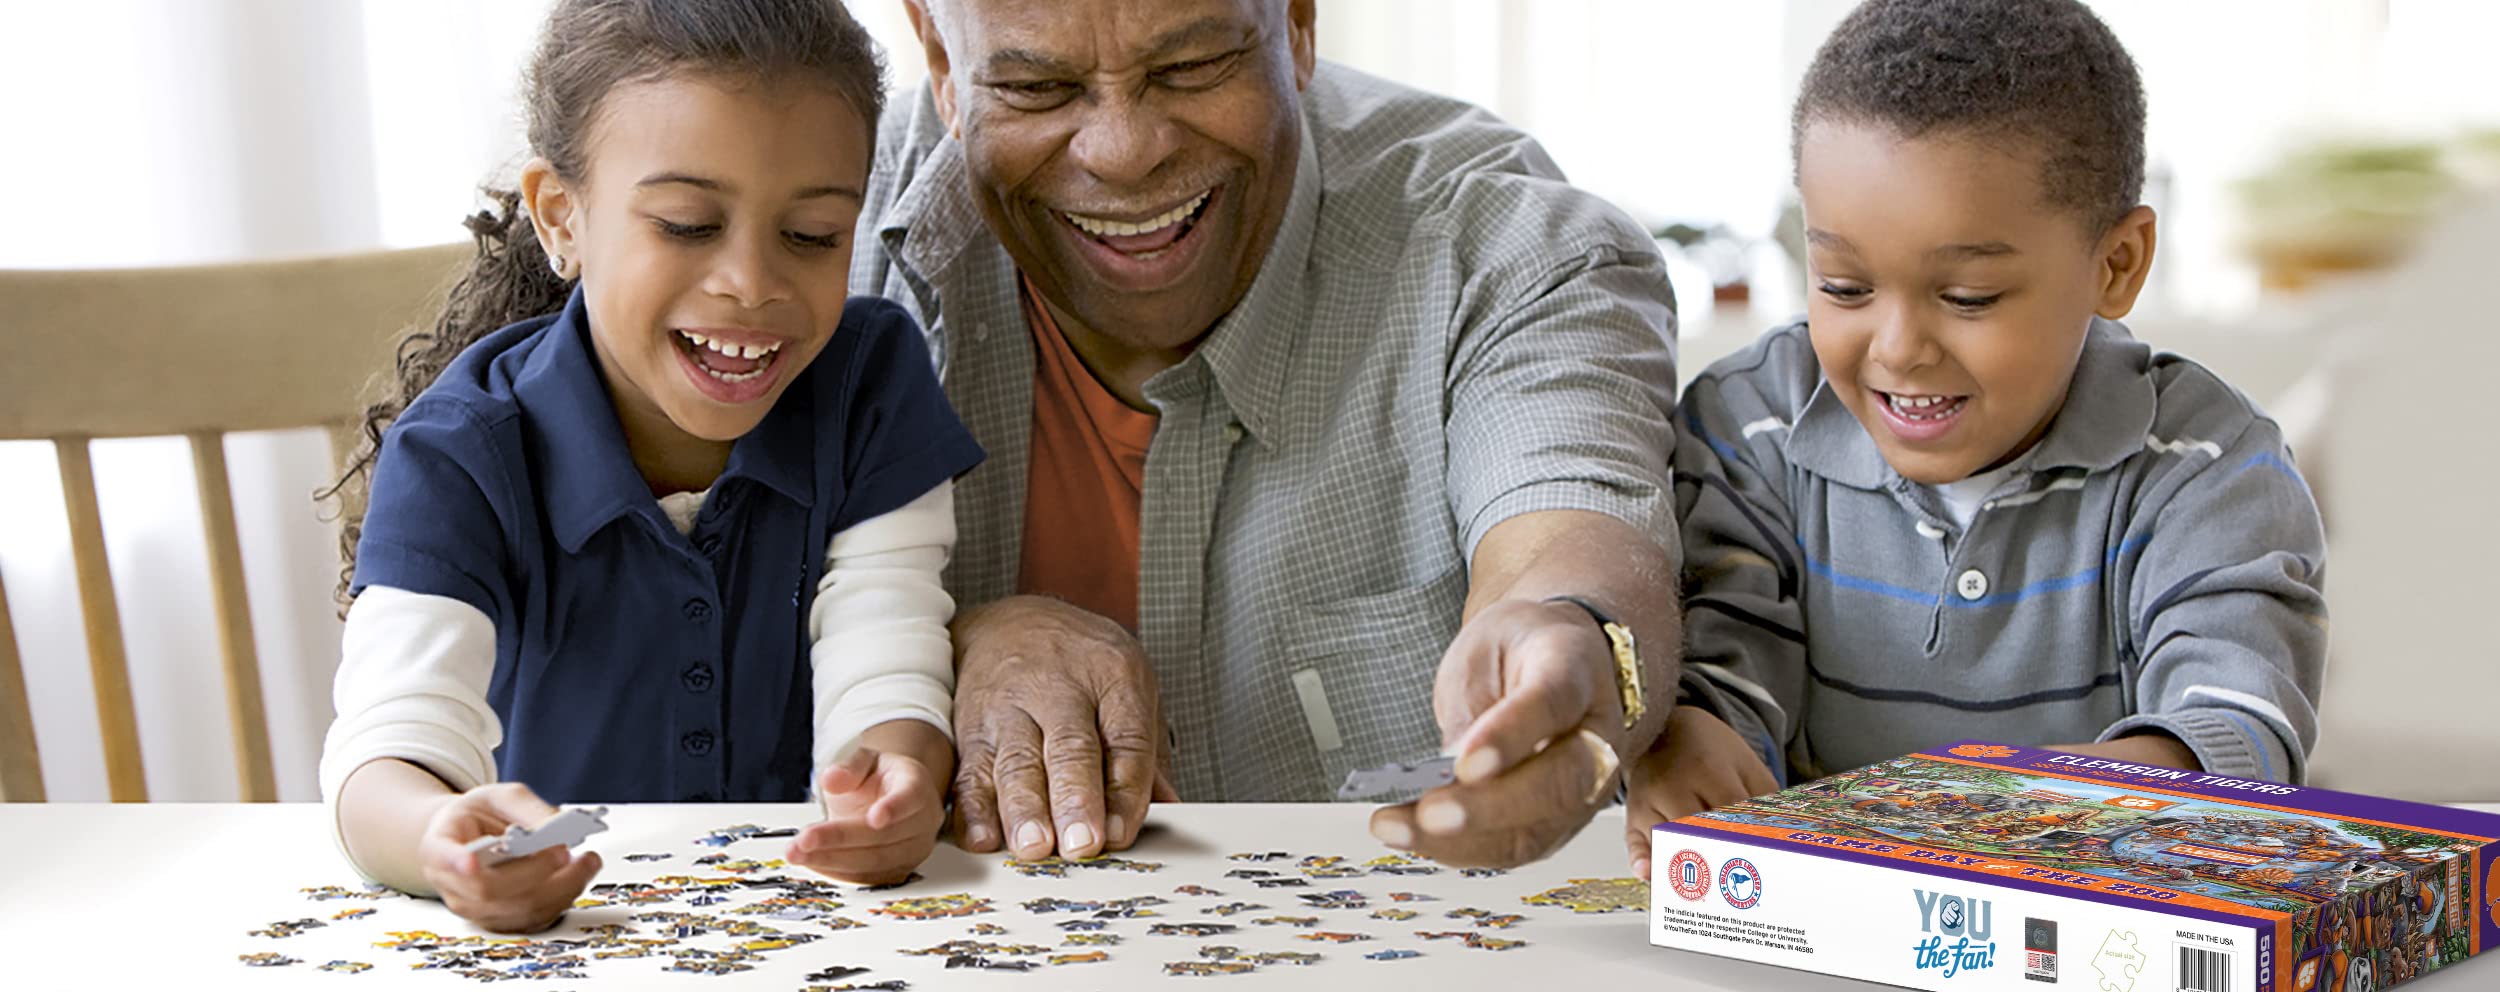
[317, 0, 982, 933]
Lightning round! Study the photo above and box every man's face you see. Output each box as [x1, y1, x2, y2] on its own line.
[1797, 120, 2150, 485]
[913, 0, 1316, 353]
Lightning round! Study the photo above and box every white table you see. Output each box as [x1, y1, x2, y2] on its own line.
[1, 802, 2493, 989]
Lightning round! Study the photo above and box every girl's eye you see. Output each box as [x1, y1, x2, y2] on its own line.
[1942, 292, 2004, 311]
[785, 230, 845, 251]
[1818, 282, 1871, 302]
[655, 219, 719, 241]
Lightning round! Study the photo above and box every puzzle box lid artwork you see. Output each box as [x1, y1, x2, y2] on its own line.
[1654, 741, 2500, 991]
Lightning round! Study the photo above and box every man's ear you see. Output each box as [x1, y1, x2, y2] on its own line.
[903, 0, 961, 138]
[2094, 204, 2157, 320]
[1286, 0, 1317, 89]
[519, 157, 581, 279]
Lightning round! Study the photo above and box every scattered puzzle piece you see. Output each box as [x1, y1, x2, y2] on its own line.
[316, 960, 370, 973]
[1522, 877, 1649, 914]
[238, 952, 299, 967]
[871, 893, 994, 920]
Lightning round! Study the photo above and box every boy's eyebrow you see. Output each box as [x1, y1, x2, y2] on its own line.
[1805, 229, 1856, 253]
[635, 172, 863, 202]
[1929, 241, 2020, 261]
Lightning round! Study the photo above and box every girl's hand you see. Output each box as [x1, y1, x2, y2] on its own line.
[788, 745, 946, 885]
[417, 782, 604, 933]
[1621, 706, 1780, 879]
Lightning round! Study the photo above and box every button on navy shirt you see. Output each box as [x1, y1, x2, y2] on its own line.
[351, 289, 983, 803]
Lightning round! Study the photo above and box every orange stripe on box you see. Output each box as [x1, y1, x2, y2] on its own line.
[1914, 752, 2500, 843]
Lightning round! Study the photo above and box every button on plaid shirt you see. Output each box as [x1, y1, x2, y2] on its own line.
[852, 63, 1680, 801]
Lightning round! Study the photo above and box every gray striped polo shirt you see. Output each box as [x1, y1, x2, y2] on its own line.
[1676, 319, 2326, 783]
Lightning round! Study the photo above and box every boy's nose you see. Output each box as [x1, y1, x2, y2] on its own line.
[1868, 311, 1943, 374]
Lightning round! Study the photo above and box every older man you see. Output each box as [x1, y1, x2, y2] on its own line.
[854, 0, 1681, 869]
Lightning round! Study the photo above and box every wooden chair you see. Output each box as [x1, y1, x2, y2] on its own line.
[0, 244, 468, 802]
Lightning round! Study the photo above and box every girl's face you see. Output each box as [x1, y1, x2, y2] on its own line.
[1796, 120, 2153, 486]
[526, 73, 870, 477]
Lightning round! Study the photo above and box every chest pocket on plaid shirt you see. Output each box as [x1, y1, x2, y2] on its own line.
[1280, 564, 1466, 796]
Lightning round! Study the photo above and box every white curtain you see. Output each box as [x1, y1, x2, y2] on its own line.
[1, 0, 2483, 802]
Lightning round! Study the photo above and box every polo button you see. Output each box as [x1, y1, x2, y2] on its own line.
[683, 598, 712, 622]
[698, 534, 724, 557]
[682, 663, 714, 692]
[1956, 569, 1990, 601]
[1223, 422, 1245, 444]
[681, 730, 715, 756]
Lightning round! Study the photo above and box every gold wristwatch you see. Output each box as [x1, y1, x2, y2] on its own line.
[1547, 595, 1644, 731]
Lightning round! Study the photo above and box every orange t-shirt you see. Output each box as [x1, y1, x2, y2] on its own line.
[1016, 279, 1156, 632]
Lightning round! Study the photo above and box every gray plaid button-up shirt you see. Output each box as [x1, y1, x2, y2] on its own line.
[851, 63, 1679, 801]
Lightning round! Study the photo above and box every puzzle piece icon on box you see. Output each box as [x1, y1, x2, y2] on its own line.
[465, 806, 609, 866]
[1338, 755, 1456, 800]
[2092, 928, 2143, 992]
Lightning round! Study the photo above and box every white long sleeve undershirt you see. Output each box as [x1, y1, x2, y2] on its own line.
[319, 482, 961, 838]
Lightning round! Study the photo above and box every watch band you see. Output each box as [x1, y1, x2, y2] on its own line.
[1544, 595, 1645, 731]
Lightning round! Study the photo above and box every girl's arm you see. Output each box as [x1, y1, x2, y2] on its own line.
[322, 585, 503, 891]
[807, 481, 961, 779]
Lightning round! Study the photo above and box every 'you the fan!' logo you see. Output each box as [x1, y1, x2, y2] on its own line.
[1912, 888, 1997, 978]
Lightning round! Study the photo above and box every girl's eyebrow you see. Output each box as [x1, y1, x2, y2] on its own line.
[635, 172, 862, 202]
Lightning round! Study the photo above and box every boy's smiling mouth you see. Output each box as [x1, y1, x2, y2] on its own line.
[1874, 389, 1971, 442]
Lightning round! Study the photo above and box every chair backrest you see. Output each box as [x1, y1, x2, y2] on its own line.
[0, 243, 469, 802]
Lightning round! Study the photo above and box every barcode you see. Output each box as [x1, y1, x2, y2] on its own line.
[2178, 946, 2230, 992]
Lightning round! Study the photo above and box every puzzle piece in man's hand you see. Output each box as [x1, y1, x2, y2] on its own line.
[1337, 755, 1456, 800]
[466, 806, 609, 866]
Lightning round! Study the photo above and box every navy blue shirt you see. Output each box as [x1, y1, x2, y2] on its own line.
[351, 289, 983, 803]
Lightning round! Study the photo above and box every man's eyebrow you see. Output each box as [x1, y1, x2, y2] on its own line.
[979, 18, 1254, 78]
[982, 48, 1080, 77]
[1143, 17, 1255, 61]
[1929, 241, 2020, 261]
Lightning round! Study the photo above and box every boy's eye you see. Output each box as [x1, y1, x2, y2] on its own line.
[990, 80, 1080, 111]
[1817, 282, 1871, 303]
[1941, 292, 2004, 311]
[1154, 52, 1241, 90]
[654, 219, 719, 242]
[785, 230, 845, 251]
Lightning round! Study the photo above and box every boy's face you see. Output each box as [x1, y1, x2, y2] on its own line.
[1797, 120, 2153, 485]
[526, 74, 869, 456]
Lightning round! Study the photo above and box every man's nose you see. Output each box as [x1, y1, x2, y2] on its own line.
[1066, 93, 1181, 189]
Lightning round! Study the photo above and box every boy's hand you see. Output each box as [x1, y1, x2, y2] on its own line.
[1622, 706, 1779, 879]
[418, 783, 603, 933]
[789, 745, 946, 885]
[2046, 733, 2201, 771]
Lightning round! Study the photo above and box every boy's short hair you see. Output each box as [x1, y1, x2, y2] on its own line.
[1794, 0, 2147, 233]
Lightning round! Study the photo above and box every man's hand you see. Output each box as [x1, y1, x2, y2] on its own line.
[788, 720, 952, 885]
[1367, 598, 1628, 868]
[949, 596, 1177, 861]
[1621, 706, 1779, 879]
[417, 783, 604, 933]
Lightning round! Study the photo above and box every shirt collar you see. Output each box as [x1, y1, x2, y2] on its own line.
[1170, 123, 1321, 442]
[516, 287, 816, 553]
[1787, 316, 2156, 490]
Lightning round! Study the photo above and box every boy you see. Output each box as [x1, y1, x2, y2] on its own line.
[1623, 0, 2327, 878]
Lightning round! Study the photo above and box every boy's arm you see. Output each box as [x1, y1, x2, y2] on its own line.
[808, 481, 961, 787]
[2107, 418, 2327, 783]
[1665, 381, 1812, 777]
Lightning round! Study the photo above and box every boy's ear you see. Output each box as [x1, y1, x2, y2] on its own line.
[902, 0, 960, 139]
[519, 157, 580, 279]
[2093, 205, 2158, 320]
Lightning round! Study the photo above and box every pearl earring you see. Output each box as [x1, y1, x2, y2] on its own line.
[548, 253, 566, 278]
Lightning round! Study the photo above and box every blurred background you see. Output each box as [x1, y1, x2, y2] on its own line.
[1, 0, 2494, 803]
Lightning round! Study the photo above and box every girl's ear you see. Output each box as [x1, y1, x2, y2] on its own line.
[2093, 204, 2158, 321]
[520, 157, 582, 279]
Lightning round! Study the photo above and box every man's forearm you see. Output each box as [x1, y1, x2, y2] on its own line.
[1467, 509, 1680, 755]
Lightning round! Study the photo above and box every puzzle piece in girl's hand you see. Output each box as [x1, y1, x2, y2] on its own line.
[1337, 755, 1456, 799]
[467, 806, 609, 866]
[1520, 877, 1649, 914]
